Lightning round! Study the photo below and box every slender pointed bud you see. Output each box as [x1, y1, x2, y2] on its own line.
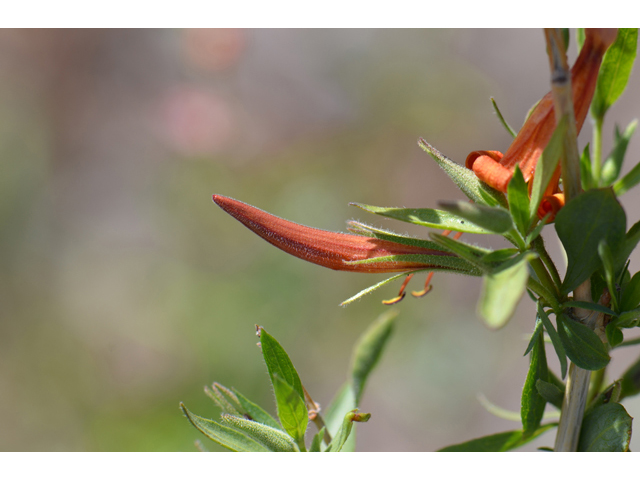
[466, 29, 617, 194]
[213, 194, 455, 273]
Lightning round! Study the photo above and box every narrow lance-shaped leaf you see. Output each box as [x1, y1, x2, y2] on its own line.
[507, 166, 531, 238]
[491, 97, 517, 138]
[271, 374, 308, 450]
[591, 28, 638, 121]
[521, 324, 549, 437]
[536, 380, 564, 409]
[418, 138, 507, 208]
[310, 427, 325, 452]
[231, 387, 283, 431]
[621, 270, 640, 312]
[537, 302, 567, 378]
[528, 117, 567, 220]
[180, 403, 269, 452]
[600, 120, 638, 186]
[438, 424, 556, 452]
[350, 310, 397, 406]
[325, 409, 371, 452]
[259, 327, 304, 401]
[598, 240, 620, 312]
[580, 143, 594, 190]
[555, 188, 626, 294]
[220, 414, 299, 452]
[614, 155, 640, 196]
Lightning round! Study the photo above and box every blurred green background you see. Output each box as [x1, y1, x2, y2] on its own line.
[1, 29, 639, 451]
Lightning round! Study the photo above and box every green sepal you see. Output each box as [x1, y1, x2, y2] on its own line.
[438, 424, 556, 452]
[231, 387, 284, 431]
[340, 273, 409, 306]
[438, 200, 513, 235]
[482, 248, 519, 265]
[537, 303, 567, 378]
[524, 214, 550, 246]
[591, 28, 638, 121]
[478, 252, 536, 329]
[310, 427, 326, 452]
[271, 374, 308, 450]
[507, 166, 531, 238]
[346, 221, 446, 250]
[180, 403, 270, 452]
[521, 324, 549, 437]
[429, 233, 492, 272]
[259, 327, 304, 401]
[600, 120, 638, 186]
[350, 310, 397, 406]
[529, 117, 567, 221]
[556, 314, 610, 371]
[344, 254, 482, 276]
[555, 188, 627, 294]
[577, 403, 632, 452]
[325, 409, 370, 452]
[621, 271, 640, 312]
[536, 379, 564, 410]
[490, 97, 517, 138]
[350, 203, 492, 234]
[220, 414, 299, 452]
[418, 138, 507, 208]
[204, 383, 241, 416]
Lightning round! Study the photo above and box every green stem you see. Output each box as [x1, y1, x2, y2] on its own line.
[530, 256, 559, 299]
[527, 277, 561, 313]
[532, 236, 563, 296]
[588, 367, 607, 405]
[592, 116, 604, 185]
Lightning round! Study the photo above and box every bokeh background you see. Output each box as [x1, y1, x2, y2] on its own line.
[1, 29, 639, 451]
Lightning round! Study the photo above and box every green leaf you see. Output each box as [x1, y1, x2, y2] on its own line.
[600, 120, 638, 186]
[562, 301, 616, 317]
[521, 325, 549, 437]
[591, 28, 638, 121]
[323, 383, 356, 450]
[438, 424, 556, 452]
[529, 118, 567, 220]
[350, 204, 492, 234]
[231, 387, 283, 431]
[555, 189, 627, 294]
[507, 166, 531, 237]
[621, 271, 640, 311]
[556, 314, 610, 371]
[325, 409, 370, 452]
[585, 381, 621, 415]
[536, 380, 564, 409]
[271, 374, 308, 449]
[620, 353, 640, 399]
[220, 414, 298, 452]
[537, 303, 567, 379]
[204, 383, 241, 416]
[605, 322, 624, 347]
[418, 138, 507, 208]
[523, 317, 543, 356]
[617, 220, 640, 270]
[524, 214, 550, 246]
[350, 310, 397, 406]
[310, 427, 325, 452]
[490, 97, 517, 138]
[481, 248, 519, 265]
[613, 155, 640, 196]
[578, 403, 632, 452]
[615, 308, 640, 328]
[259, 327, 304, 401]
[598, 240, 620, 312]
[580, 144, 594, 190]
[180, 403, 269, 452]
[438, 200, 513, 235]
[478, 252, 535, 329]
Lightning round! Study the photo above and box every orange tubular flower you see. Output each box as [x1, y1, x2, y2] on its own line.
[465, 28, 617, 220]
[212, 194, 456, 274]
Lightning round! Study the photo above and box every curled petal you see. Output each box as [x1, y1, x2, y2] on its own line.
[213, 195, 455, 273]
[465, 150, 510, 193]
[538, 193, 565, 222]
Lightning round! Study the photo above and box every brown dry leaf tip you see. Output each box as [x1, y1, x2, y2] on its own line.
[465, 28, 617, 221]
[212, 194, 455, 274]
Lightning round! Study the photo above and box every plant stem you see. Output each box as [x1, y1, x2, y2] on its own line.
[532, 236, 563, 295]
[530, 256, 559, 299]
[527, 276, 561, 313]
[592, 116, 604, 185]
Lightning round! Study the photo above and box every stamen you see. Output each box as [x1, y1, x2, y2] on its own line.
[382, 274, 414, 305]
